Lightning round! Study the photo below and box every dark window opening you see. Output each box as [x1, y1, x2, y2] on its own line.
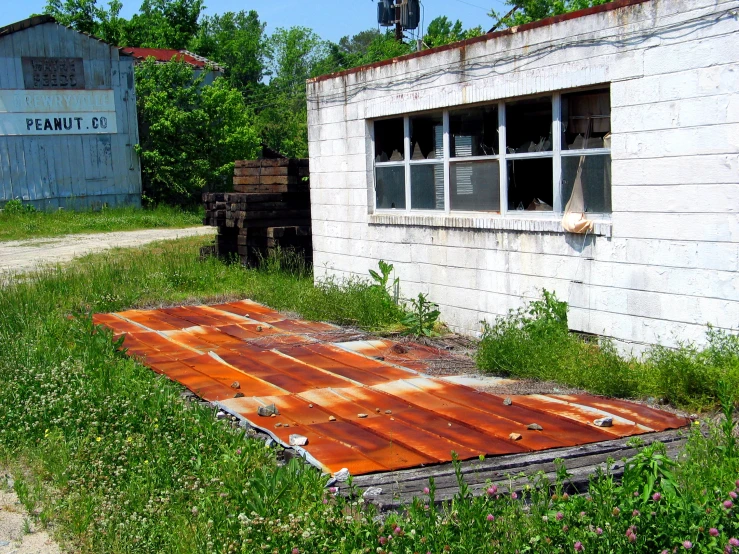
[374, 118, 404, 162]
[450, 106, 498, 157]
[411, 164, 444, 210]
[507, 158, 553, 211]
[561, 154, 612, 213]
[506, 97, 553, 154]
[375, 165, 405, 209]
[450, 160, 500, 211]
[561, 89, 611, 150]
[410, 114, 443, 160]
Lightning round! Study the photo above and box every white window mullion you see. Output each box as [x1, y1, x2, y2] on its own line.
[498, 101, 507, 215]
[552, 93, 563, 213]
[443, 110, 450, 214]
[404, 116, 411, 212]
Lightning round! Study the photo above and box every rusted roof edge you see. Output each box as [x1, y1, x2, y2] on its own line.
[308, 0, 651, 85]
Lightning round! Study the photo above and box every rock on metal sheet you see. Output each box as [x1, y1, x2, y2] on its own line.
[511, 395, 654, 437]
[550, 395, 690, 431]
[297, 387, 486, 461]
[372, 379, 577, 452]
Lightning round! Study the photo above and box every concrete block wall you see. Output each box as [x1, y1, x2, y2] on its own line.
[306, 0, 739, 352]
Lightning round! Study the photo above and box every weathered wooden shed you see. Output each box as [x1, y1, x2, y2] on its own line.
[0, 15, 141, 209]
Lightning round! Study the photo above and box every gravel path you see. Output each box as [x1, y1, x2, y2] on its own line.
[0, 226, 215, 277]
[0, 472, 60, 554]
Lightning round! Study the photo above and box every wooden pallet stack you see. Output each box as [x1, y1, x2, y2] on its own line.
[202, 158, 311, 266]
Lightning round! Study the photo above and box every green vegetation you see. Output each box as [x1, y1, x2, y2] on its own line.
[134, 58, 260, 205]
[0, 204, 202, 241]
[490, 0, 612, 29]
[477, 291, 739, 411]
[0, 238, 737, 553]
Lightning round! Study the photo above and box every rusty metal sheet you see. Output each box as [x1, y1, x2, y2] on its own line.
[99, 300, 689, 477]
[337, 339, 455, 371]
[550, 395, 690, 431]
[276, 344, 415, 386]
[509, 395, 653, 437]
[211, 300, 285, 323]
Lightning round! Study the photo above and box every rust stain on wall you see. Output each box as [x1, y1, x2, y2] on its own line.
[95, 299, 689, 476]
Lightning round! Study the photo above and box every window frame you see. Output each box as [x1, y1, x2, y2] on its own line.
[371, 86, 612, 219]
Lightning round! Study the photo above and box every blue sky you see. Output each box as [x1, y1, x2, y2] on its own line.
[2, 0, 508, 44]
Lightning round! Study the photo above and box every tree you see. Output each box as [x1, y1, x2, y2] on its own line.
[315, 29, 413, 75]
[188, 11, 267, 95]
[423, 16, 482, 48]
[134, 59, 260, 205]
[126, 0, 204, 49]
[489, 0, 612, 29]
[44, 0, 129, 44]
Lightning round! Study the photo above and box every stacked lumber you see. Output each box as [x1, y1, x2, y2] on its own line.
[203, 158, 312, 266]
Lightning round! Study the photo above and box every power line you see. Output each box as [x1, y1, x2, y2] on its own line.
[453, 0, 492, 12]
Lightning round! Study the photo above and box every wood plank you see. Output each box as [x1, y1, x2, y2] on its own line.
[348, 430, 688, 510]
[233, 175, 298, 186]
[234, 167, 290, 177]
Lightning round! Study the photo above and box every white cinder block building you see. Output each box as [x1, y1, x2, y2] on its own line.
[306, 0, 739, 351]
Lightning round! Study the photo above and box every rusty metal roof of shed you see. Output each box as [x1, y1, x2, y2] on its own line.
[95, 300, 689, 476]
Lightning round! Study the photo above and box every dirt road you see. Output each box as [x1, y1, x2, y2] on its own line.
[0, 472, 61, 554]
[0, 227, 215, 277]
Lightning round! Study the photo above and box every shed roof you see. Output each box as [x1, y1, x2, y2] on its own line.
[0, 14, 130, 52]
[120, 47, 224, 71]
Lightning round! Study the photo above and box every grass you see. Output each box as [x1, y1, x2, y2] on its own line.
[0, 204, 203, 241]
[476, 291, 739, 412]
[0, 238, 737, 553]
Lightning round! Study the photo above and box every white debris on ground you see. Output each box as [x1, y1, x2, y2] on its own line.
[0, 471, 61, 554]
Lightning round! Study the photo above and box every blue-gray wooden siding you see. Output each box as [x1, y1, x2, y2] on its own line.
[0, 22, 142, 210]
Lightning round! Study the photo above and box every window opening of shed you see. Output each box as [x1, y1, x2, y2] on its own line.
[409, 114, 444, 210]
[560, 88, 612, 218]
[506, 97, 552, 154]
[374, 118, 404, 162]
[371, 86, 611, 221]
[450, 106, 498, 157]
[376, 166, 406, 209]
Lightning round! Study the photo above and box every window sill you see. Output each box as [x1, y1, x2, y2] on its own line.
[368, 212, 613, 237]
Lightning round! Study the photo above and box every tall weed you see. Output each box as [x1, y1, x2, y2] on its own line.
[477, 291, 737, 408]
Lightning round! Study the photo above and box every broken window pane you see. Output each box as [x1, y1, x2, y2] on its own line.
[410, 114, 444, 160]
[507, 158, 553, 211]
[450, 160, 500, 211]
[506, 97, 553, 154]
[561, 154, 612, 213]
[450, 105, 498, 157]
[561, 88, 611, 150]
[374, 118, 404, 162]
[411, 164, 444, 210]
[375, 165, 406, 209]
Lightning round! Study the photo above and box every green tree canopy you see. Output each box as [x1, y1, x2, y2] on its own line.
[188, 11, 267, 95]
[135, 59, 259, 205]
[126, 0, 203, 49]
[423, 16, 482, 48]
[44, 0, 129, 44]
[489, 0, 612, 29]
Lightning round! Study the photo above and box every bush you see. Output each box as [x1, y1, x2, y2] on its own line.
[476, 290, 643, 398]
[646, 327, 739, 409]
[2, 198, 36, 214]
[135, 58, 260, 206]
[477, 291, 738, 409]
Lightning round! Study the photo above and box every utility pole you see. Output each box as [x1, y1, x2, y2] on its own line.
[394, 1, 403, 42]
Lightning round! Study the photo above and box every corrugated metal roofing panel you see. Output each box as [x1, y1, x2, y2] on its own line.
[98, 300, 690, 476]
